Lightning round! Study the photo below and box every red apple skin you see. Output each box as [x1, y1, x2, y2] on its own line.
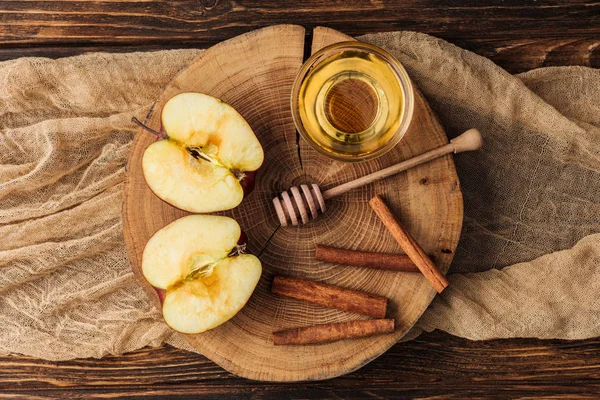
[157, 123, 168, 141]
[152, 230, 249, 306]
[238, 231, 248, 247]
[240, 170, 257, 197]
[155, 288, 167, 304]
[152, 123, 168, 141]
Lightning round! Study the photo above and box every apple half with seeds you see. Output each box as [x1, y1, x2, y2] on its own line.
[142, 215, 262, 334]
[136, 92, 264, 213]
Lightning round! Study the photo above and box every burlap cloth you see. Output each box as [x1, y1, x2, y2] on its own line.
[1, 31, 599, 361]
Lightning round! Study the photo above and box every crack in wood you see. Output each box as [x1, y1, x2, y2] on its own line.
[295, 129, 304, 170]
[293, 29, 314, 173]
[257, 224, 280, 258]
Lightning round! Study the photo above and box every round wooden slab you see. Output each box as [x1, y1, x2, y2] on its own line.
[123, 25, 463, 381]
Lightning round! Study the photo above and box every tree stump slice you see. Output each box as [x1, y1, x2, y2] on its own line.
[123, 25, 463, 382]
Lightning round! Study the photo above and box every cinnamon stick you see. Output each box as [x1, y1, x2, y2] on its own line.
[273, 319, 395, 345]
[316, 244, 420, 272]
[369, 195, 449, 293]
[271, 276, 388, 318]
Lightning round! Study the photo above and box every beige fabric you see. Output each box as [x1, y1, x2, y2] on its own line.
[417, 233, 600, 339]
[0, 32, 598, 360]
[0, 50, 201, 359]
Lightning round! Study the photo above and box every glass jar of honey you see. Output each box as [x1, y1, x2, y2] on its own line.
[291, 41, 414, 162]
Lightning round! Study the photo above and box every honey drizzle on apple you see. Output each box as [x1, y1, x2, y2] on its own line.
[132, 117, 247, 182]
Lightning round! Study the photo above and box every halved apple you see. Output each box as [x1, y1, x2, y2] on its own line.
[142, 215, 262, 334]
[138, 92, 264, 213]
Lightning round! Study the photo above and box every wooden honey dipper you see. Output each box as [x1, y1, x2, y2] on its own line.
[273, 128, 483, 226]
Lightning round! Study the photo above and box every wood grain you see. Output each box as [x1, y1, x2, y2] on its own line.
[0, 38, 597, 75]
[0, 0, 597, 44]
[123, 25, 463, 381]
[1, 331, 599, 398]
[0, 1, 597, 73]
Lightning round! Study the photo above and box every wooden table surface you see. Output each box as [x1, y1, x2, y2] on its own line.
[1, 1, 598, 398]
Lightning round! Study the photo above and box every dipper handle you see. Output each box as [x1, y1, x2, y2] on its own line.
[322, 129, 482, 200]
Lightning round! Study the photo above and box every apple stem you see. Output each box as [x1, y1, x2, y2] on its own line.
[131, 117, 167, 139]
[232, 169, 246, 181]
[229, 243, 247, 257]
